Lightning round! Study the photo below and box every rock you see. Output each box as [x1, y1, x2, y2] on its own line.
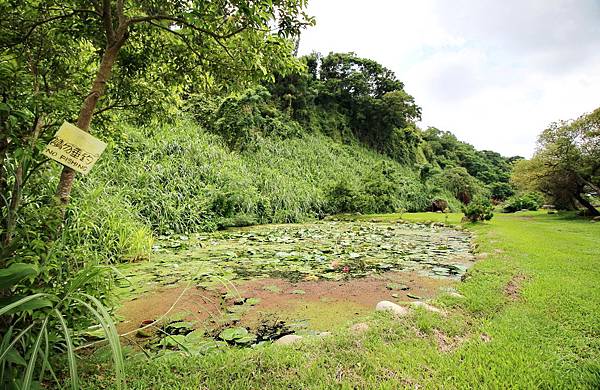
[350, 323, 370, 334]
[274, 335, 303, 345]
[446, 292, 465, 299]
[407, 294, 422, 300]
[318, 332, 332, 338]
[593, 216, 600, 221]
[411, 301, 443, 314]
[375, 301, 409, 317]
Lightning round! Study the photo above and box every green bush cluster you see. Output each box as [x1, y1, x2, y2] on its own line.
[503, 192, 545, 213]
[462, 198, 494, 222]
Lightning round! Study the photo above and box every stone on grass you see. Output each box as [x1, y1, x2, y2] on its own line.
[375, 301, 409, 317]
[274, 335, 303, 345]
[350, 323, 370, 334]
[411, 301, 444, 314]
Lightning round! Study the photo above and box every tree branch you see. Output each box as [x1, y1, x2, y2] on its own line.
[127, 15, 247, 40]
[101, 0, 116, 43]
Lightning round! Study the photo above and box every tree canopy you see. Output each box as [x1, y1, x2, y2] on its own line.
[512, 107, 600, 215]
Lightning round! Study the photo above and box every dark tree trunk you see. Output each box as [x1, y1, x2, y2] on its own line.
[574, 192, 600, 216]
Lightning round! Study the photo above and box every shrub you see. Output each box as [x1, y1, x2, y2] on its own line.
[431, 167, 488, 205]
[462, 198, 494, 222]
[325, 180, 361, 214]
[490, 182, 515, 202]
[503, 192, 544, 213]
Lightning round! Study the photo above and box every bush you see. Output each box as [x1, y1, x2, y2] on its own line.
[431, 167, 488, 205]
[503, 192, 544, 213]
[325, 180, 361, 214]
[462, 198, 494, 222]
[490, 182, 515, 202]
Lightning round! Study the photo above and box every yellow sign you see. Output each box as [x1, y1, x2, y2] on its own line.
[42, 122, 107, 175]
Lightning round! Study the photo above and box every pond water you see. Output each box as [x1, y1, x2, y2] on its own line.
[118, 220, 474, 297]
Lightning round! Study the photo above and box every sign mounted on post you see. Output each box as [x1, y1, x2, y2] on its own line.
[42, 122, 107, 175]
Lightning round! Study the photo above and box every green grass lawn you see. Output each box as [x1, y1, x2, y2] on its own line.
[84, 212, 600, 389]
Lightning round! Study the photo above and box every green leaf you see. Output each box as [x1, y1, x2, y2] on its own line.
[159, 335, 186, 348]
[0, 296, 53, 315]
[0, 294, 49, 316]
[54, 309, 79, 390]
[0, 263, 39, 289]
[23, 318, 49, 390]
[5, 347, 26, 366]
[219, 327, 248, 341]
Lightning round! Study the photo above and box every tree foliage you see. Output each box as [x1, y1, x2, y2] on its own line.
[512, 107, 600, 215]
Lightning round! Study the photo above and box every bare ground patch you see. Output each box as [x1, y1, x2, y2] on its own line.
[504, 273, 529, 301]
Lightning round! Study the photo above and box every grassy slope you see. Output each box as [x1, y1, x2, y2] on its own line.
[84, 212, 600, 389]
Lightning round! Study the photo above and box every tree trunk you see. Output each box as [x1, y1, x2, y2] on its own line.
[55, 42, 124, 206]
[574, 192, 600, 216]
[2, 117, 44, 246]
[3, 164, 23, 246]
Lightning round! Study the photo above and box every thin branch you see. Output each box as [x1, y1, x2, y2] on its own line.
[127, 15, 248, 40]
[93, 102, 146, 116]
[146, 20, 206, 60]
[2, 12, 80, 49]
[116, 0, 125, 26]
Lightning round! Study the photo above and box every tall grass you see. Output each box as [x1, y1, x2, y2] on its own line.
[78, 120, 438, 241]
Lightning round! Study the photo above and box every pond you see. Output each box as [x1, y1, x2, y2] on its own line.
[118, 220, 474, 298]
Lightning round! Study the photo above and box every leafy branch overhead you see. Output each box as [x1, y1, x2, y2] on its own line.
[1, 0, 314, 209]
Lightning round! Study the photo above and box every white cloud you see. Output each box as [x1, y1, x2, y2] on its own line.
[299, 0, 600, 157]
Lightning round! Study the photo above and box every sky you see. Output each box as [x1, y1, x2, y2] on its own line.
[298, 0, 600, 158]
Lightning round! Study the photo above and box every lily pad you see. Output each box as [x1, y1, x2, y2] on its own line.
[245, 297, 262, 306]
[219, 327, 249, 342]
[263, 285, 282, 293]
[386, 283, 409, 291]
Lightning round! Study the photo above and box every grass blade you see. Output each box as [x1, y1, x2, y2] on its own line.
[0, 293, 48, 316]
[54, 308, 79, 390]
[22, 317, 48, 390]
[0, 324, 34, 362]
[71, 295, 123, 390]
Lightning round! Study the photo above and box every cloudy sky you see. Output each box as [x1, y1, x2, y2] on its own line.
[298, 0, 600, 157]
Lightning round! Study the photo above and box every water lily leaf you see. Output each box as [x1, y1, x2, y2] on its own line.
[386, 283, 409, 291]
[159, 334, 186, 347]
[219, 327, 249, 341]
[245, 297, 261, 306]
[235, 334, 257, 345]
[263, 285, 281, 293]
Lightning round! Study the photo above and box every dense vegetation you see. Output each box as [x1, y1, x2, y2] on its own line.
[1, 0, 598, 388]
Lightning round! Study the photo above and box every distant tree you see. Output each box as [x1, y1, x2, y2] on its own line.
[511, 108, 600, 215]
